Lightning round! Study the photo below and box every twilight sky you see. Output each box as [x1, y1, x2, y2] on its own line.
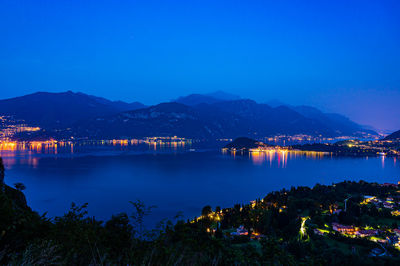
[0, 0, 399, 131]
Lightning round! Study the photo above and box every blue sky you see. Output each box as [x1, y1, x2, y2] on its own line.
[0, 0, 399, 131]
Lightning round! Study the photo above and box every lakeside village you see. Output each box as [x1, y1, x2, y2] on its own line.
[0, 115, 191, 151]
[191, 181, 400, 258]
[223, 137, 400, 157]
[0, 116, 195, 152]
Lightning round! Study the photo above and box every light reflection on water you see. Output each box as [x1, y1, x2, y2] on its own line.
[225, 150, 329, 168]
[249, 150, 330, 167]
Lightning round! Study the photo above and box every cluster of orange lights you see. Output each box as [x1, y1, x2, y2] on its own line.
[0, 140, 73, 154]
[0, 137, 192, 154]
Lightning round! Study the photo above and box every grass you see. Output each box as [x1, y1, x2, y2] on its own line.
[323, 237, 370, 256]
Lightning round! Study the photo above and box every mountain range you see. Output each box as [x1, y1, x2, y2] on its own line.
[0, 91, 378, 140]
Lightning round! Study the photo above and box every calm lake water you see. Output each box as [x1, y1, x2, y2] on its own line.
[1, 142, 399, 225]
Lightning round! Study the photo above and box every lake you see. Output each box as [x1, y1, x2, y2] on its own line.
[1, 141, 399, 226]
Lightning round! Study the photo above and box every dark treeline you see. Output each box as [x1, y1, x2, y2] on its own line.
[1, 157, 400, 265]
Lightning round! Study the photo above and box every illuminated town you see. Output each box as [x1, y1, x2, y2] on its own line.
[190, 181, 400, 257]
[261, 133, 380, 145]
[0, 116, 41, 140]
[223, 137, 400, 158]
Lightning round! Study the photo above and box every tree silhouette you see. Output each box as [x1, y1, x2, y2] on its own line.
[201, 205, 212, 217]
[14, 182, 26, 192]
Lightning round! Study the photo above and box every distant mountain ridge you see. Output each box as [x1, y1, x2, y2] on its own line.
[290, 105, 372, 136]
[81, 92, 146, 112]
[174, 91, 241, 106]
[75, 99, 373, 139]
[205, 91, 241, 101]
[0, 91, 377, 140]
[174, 94, 223, 106]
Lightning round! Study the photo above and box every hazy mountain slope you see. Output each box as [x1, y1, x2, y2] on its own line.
[383, 130, 400, 140]
[174, 91, 240, 106]
[174, 94, 375, 137]
[209, 100, 335, 136]
[292, 105, 376, 136]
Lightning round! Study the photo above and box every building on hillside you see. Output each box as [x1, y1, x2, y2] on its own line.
[381, 183, 398, 188]
[314, 229, 326, 236]
[355, 230, 377, 237]
[231, 225, 248, 236]
[332, 223, 356, 235]
[383, 202, 394, 209]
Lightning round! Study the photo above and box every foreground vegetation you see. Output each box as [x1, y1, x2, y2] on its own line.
[1, 159, 400, 265]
